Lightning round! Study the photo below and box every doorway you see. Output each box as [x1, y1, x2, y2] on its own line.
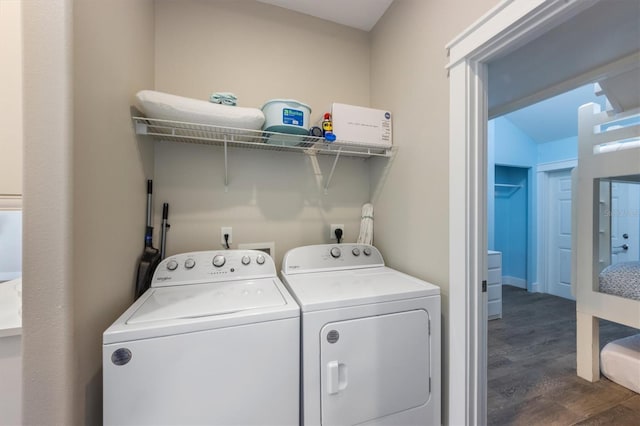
[447, 0, 640, 423]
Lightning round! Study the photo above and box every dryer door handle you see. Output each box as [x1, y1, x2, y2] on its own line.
[327, 361, 348, 395]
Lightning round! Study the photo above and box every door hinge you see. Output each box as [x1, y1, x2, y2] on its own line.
[482, 280, 487, 292]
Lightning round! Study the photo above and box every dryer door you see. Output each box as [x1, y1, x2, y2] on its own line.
[320, 310, 431, 425]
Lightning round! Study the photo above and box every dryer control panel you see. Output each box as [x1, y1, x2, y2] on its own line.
[282, 244, 384, 275]
[151, 250, 276, 287]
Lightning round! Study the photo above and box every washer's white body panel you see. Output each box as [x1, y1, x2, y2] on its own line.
[281, 244, 441, 426]
[103, 250, 299, 426]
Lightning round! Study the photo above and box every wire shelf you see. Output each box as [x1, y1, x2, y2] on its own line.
[132, 116, 394, 158]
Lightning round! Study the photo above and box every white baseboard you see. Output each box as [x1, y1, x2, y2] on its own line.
[530, 281, 541, 293]
[502, 275, 526, 289]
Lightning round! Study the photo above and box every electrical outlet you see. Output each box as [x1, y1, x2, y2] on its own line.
[221, 227, 232, 245]
[330, 224, 344, 240]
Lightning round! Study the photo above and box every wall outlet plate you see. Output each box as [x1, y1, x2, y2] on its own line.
[221, 227, 232, 245]
[330, 224, 344, 240]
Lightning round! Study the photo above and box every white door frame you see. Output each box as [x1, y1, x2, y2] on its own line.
[537, 159, 577, 295]
[446, 1, 597, 424]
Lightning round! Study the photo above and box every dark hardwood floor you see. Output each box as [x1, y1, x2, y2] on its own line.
[488, 285, 640, 425]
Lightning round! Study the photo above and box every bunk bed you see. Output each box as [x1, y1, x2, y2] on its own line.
[574, 102, 640, 384]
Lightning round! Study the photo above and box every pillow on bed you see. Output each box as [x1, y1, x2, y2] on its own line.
[135, 90, 265, 130]
[598, 261, 640, 300]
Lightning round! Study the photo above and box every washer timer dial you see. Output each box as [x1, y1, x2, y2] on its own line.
[212, 255, 226, 268]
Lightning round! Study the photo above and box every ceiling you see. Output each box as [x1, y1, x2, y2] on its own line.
[491, 0, 639, 144]
[502, 66, 640, 144]
[503, 84, 605, 144]
[256, 0, 394, 31]
[488, 0, 640, 118]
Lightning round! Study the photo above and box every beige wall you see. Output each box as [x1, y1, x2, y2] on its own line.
[23, 0, 155, 424]
[153, 0, 372, 266]
[0, 0, 23, 196]
[72, 0, 155, 423]
[22, 0, 74, 424]
[369, 0, 498, 422]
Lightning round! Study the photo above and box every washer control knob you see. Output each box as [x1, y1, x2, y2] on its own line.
[363, 247, 372, 256]
[184, 258, 196, 269]
[212, 255, 226, 268]
[352, 248, 361, 256]
[330, 247, 342, 258]
[166, 259, 179, 271]
[241, 255, 251, 265]
[256, 254, 266, 265]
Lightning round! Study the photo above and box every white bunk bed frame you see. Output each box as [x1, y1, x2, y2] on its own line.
[575, 102, 640, 382]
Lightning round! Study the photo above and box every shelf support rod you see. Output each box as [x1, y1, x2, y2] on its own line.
[324, 149, 342, 195]
[224, 135, 229, 191]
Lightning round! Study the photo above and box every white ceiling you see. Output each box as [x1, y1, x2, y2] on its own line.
[503, 84, 605, 144]
[490, 0, 639, 144]
[503, 66, 640, 144]
[488, 0, 640, 118]
[256, 0, 394, 31]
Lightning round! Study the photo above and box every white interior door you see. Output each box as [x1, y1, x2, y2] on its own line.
[611, 182, 640, 264]
[547, 169, 574, 300]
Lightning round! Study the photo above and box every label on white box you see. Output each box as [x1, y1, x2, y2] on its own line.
[331, 103, 392, 147]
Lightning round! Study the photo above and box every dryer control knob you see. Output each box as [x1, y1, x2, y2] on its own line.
[363, 247, 372, 256]
[184, 258, 196, 269]
[166, 259, 179, 271]
[256, 254, 266, 265]
[352, 248, 361, 256]
[330, 247, 342, 258]
[212, 255, 226, 268]
[241, 255, 251, 265]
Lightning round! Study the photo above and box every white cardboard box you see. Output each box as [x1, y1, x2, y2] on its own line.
[331, 103, 392, 147]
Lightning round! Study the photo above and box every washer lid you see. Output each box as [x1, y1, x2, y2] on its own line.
[103, 278, 299, 344]
[282, 267, 440, 312]
[128, 278, 286, 324]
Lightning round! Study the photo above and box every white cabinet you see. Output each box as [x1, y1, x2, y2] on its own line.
[488, 250, 502, 320]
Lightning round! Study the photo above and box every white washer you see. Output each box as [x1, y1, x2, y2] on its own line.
[103, 250, 300, 426]
[281, 244, 441, 426]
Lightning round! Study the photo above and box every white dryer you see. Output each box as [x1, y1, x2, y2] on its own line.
[103, 250, 300, 426]
[281, 244, 441, 426]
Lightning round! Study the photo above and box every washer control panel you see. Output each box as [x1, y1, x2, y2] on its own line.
[151, 250, 276, 287]
[282, 244, 384, 275]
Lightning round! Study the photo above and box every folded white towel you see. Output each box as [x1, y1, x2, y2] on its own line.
[210, 92, 238, 106]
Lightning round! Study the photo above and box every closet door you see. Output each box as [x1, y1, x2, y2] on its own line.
[548, 169, 573, 300]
